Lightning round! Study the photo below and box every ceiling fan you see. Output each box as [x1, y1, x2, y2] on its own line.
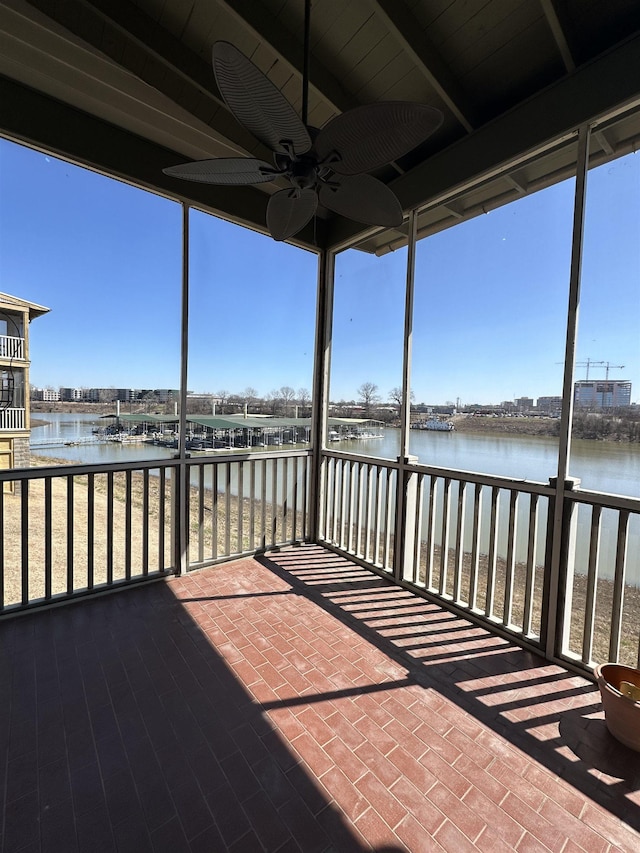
[163, 2, 443, 241]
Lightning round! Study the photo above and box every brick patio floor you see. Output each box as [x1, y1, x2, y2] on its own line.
[1, 544, 639, 852]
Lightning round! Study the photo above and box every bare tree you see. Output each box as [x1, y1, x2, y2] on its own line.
[389, 386, 403, 408]
[389, 386, 415, 408]
[279, 385, 296, 415]
[265, 389, 282, 415]
[357, 382, 380, 416]
[297, 387, 311, 415]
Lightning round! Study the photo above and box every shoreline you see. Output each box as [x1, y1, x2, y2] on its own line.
[30, 406, 640, 444]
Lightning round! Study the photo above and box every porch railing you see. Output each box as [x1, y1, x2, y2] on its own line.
[319, 449, 640, 673]
[0, 334, 24, 360]
[0, 450, 310, 615]
[0, 408, 26, 430]
[2, 443, 637, 672]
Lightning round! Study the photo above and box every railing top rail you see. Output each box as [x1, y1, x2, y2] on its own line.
[408, 461, 554, 495]
[2, 457, 182, 481]
[185, 448, 311, 467]
[565, 488, 640, 513]
[321, 448, 553, 495]
[321, 448, 401, 468]
[2, 447, 312, 482]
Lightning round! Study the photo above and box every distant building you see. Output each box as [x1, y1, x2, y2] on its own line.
[515, 397, 534, 411]
[84, 388, 138, 403]
[537, 396, 562, 413]
[0, 292, 50, 477]
[60, 387, 84, 402]
[33, 388, 60, 402]
[574, 380, 632, 409]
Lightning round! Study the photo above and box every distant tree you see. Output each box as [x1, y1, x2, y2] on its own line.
[216, 389, 229, 413]
[389, 386, 415, 408]
[265, 389, 282, 415]
[357, 382, 380, 416]
[297, 387, 311, 415]
[279, 385, 296, 415]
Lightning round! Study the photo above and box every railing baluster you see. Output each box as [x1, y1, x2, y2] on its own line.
[106, 471, 114, 583]
[225, 462, 232, 555]
[21, 481, 29, 605]
[158, 468, 166, 572]
[469, 483, 483, 611]
[412, 472, 424, 585]
[373, 466, 382, 566]
[439, 478, 452, 596]
[281, 457, 287, 544]
[249, 460, 256, 551]
[125, 470, 132, 580]
[485, 487, 500, 617]
[301, 454, 308, 541]
[384, 468, 394, 571]
[291, 456, 298, 542]
[260, 459, 266, 551]
[142, 470, 149, 576]
[271, 458, 278, 547]
[608, 510, 629, 663]
[424, 477, 437, 591]
[582, 504, 602, 664]
[453, 480, 466, 603]
[503, 490, 518, 628]
[197, 464, 205, 564]
[355, 462, 364, 556]
[330, 458, 338, 544]
[238, 460, 245, 554]
[349, 460, 357, 554]
[211, 465, 220, 560]
[338, 459, 347, 549]
[523, 493, 539, 637]
[67, 476, 74, 593]
[86, 475, 93, 590]
[365, 464, 374, 562]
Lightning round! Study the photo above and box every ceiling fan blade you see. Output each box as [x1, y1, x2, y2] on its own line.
[319, 174, 403, 227]
[163, 158, 278, 185]
[314, 102, 443, 175]
[266, 189, 318, 241]
[213, 41, 311, 156]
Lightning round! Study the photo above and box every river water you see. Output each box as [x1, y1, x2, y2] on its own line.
[30, 413, 640, 582]
[30, 412, 640, 495]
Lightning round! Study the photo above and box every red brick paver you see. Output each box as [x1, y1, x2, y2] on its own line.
[1, 544, 639, 852]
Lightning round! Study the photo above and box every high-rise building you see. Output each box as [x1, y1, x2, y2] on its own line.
[573, 380, 632, 408]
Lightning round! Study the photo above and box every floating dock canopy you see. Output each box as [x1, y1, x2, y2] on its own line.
[105, 413, 178, 426]
[104, 413, 383, 431]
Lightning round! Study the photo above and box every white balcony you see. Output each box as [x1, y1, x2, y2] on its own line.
[0, 334, 25, 360]
[0, 406, 25, 430]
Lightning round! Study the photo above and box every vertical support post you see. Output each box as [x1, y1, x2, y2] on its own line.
[544, 125, 590, 659]
[308, 247, 335, 542]
[394, 212, 418, 582]
[175, 202, 190, 575]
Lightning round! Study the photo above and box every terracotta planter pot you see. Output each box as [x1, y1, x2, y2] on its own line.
[595, 663, 640, 751]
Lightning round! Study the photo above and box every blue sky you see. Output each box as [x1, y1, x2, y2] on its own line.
[1, 136, 638, 404]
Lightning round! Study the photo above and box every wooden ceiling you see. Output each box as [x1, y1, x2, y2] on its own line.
[1, 0, 640, 252]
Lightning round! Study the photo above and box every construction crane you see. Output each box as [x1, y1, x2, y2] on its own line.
[574, 359, 624, 380]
